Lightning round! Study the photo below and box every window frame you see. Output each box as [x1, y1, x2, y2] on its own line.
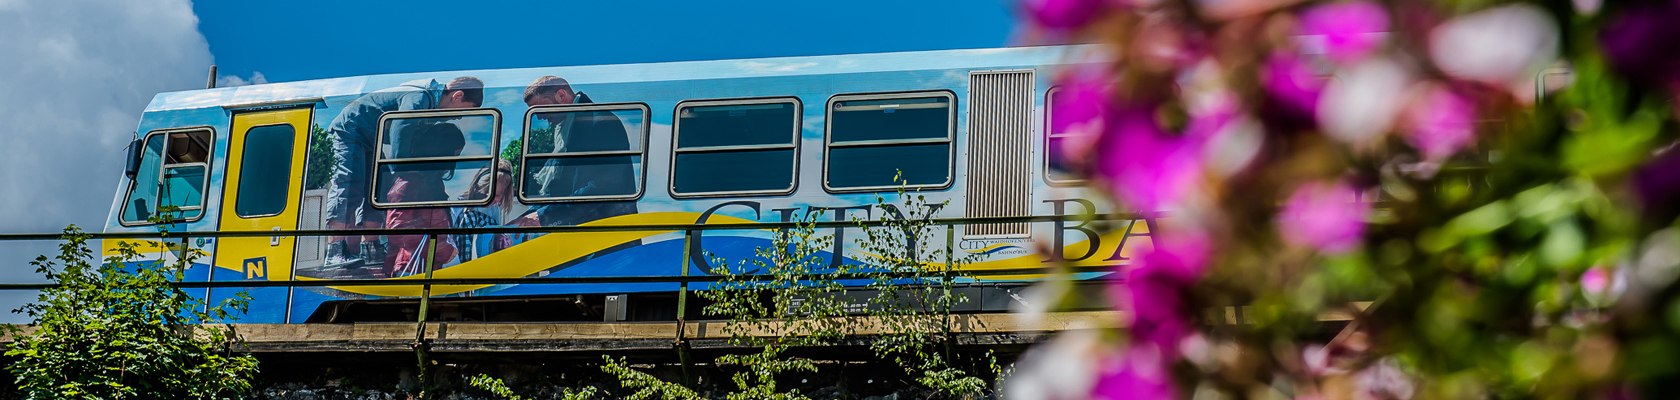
[517, 102, 652, 203]
[369, 108, 502, 209]
[232, 122, 298, 219]
[822, 90, 958, 193]
[668, 96, 804, 198]
[118, 126, 216, 227]
[1042, 86, 1088, 186]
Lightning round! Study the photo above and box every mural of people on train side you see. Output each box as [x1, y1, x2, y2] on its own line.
[322, 77, 484, 273]
[380, 121, 465, 277]
[451, 158, 515, 263]
[516, 75, 640, 227]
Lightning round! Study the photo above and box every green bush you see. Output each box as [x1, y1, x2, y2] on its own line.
[5, 226, 259, 399]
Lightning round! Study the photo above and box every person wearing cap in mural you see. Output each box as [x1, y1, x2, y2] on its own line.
[516, 75, 640, 227]
[322, 76, 483, 271]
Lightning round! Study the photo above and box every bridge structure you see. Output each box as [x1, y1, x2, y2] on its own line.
[0, 216, 1361, 360]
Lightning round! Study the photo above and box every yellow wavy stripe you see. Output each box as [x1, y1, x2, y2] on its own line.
[313, 212, 759, 297]
[950, 223, 1150, 281]
[962, 242, 1022, 254]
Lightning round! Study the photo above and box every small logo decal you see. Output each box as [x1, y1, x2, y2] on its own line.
[243, 257, 267, 279]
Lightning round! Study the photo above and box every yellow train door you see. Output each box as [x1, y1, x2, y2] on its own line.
[213, 107, 312, 292]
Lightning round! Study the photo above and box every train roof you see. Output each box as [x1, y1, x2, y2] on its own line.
[143, 45, 1100, 113]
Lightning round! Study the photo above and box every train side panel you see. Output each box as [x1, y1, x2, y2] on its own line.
[104, 46, 1139, 323]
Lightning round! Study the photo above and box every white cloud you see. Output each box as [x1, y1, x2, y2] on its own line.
[216, 71, 268, 87]
[0, 0, 213, 320]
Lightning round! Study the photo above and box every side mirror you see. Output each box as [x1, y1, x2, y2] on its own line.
[124, 138, 143, 181]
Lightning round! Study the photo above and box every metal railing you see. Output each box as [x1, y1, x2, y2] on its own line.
[0, 213, 1145, 349]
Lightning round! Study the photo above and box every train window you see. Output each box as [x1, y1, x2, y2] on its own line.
[371, 109, 501, 208]
[824, 92, 955, 191]
[670, 98, 801, 197]
[519, 104, 649, 202]
[1044, 86, 1088, 184]
[235, 124, 296, 217]
[120, 128, 213, 225]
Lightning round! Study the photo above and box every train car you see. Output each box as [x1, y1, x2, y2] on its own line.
[101, 45, 1153, 324]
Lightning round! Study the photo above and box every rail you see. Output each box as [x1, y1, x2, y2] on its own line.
[0, 213, 1148, 240]
[0, 214, 1148, 355]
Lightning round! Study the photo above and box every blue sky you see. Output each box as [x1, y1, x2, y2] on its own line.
[195, 0, 1021, 85]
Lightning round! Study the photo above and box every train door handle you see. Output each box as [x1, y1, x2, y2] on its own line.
[271, 227, 282, 246]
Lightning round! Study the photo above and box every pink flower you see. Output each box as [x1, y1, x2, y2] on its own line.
[1259, 52, 1325, 131]
[1277, 181, 1369, 253]
[1094, 101, 1206, 212]
[1090, 345, 1176, 400]
[1581, 266, 1609, 296]
[1049, 69, 1113, 176]
[1050, 69, 1112, 137]
[1403, 86, 1477, 161]
[1298, 1, 1390, 63]
[1428, 4, 1558, 96]
[1023, 0, 1105, 31]
[1116, 231, 1212, 354]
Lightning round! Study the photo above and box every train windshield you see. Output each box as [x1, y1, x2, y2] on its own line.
[121, 129, 211, 224]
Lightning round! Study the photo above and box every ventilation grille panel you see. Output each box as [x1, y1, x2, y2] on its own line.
[963, 71, 1034, 238]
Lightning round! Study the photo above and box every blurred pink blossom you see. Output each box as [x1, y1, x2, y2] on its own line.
[1095, 101, 1207, 212]
[1355, 358, 1417, 399]
[1403, 85, 1477, 161]
[1133, 15, 1206, 71]
[1024, 0, 1105, 31]
[1118, 230, 1212, 354]
[1050, 69, 1112, 136]
[1260, 52, 1325, 131]
[1582, 266, 1609, 297]
[1428, 4, 1558, 97]
[1005, 330, 1106, 400]
[1318, 58, 1409, 145]
[1199, 116, 1264, 178]
[1090, 345, 1175, 400]
[1278, 181, 1369, 253]
[1298, 0, 1390, 63]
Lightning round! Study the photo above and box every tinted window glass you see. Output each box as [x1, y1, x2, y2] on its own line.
[374, 110, 499, 207]
[121, 136, 166, 223]
[236, 125, 296, 217]
[159, 165, 206, 213]
[829, 96, 951, 142]
[827, 144, 949, 188]
[673, 150, 796, 194]
[1045, 87, 1090, 182]
[374, 159, 491, 204]
[123, 129, 212, 224]
[521, 106, 647, 201]
[164, 130, 212, 164]
[522, 155, 642, 198]
[825, 93, 954, 191]
[671, 99, 800, 196]
[1046, 136, 1078, 182]
[379, 114, 497, 159]
[676, 103, 798, 148]
[527, 108, 644, 154]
